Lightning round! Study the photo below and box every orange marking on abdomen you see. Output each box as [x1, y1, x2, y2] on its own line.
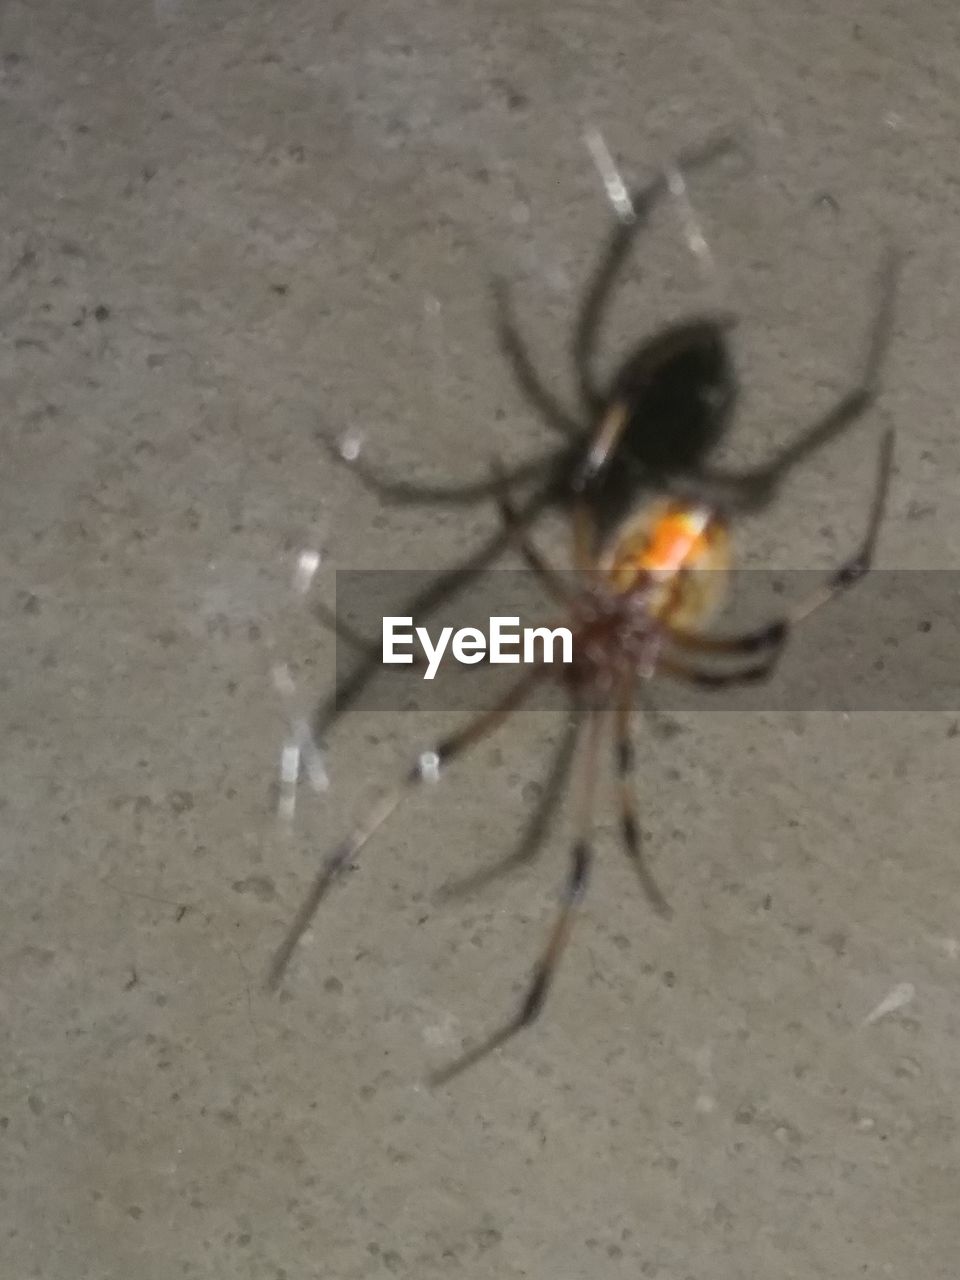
[600, 500, 730, 627]
[628, 507, 711, 577]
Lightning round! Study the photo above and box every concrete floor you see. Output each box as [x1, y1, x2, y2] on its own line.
[3, 1, 960, 1277]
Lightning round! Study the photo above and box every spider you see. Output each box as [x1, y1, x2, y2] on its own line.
[268, 406, 896, 1083]
[311, 132, 900, 749]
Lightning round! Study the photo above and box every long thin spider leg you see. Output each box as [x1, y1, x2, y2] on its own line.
[784, 426, 894, 620]
[437, 714, 581, 901]
[768, 249, 901, 477]
[615, 678, 672, 917]
[269, 664, 551, 992]
[575, 132, 744, 414]
[666, 619, 787, 658]
[312, 482, 558, 743]
[430, 708, 603, 1086]
[658, 652, 783, 689]
[688, 247, 902, 514]
[667, 429, 894, 658]
[492, 458, 583, 613]
[574, 214, 639, 415]
[313, 599, 390, 660]
[492, 278, 582, 438]
[315, 426, 563, 506]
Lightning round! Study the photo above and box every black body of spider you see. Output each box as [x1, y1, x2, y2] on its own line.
[312, 133, 898, 744]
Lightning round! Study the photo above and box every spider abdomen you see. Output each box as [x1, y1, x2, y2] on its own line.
[598, 498, 731, 632]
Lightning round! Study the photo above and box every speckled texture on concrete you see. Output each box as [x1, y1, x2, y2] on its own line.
[2, 2, 960, 1278]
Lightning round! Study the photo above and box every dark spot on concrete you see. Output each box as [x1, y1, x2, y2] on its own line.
[271, 283, 288, 295]
[27, 1094, 44, 1116]
[153, 628, 179, 650]
[382, 1251, 403, 1273]
[169, 790, 194, 814]
[8, 248, 36, 282]
[712, 1200, 734, 1226]
[323, 975, 343, 994]
[918, 619, 932, 633]
[662, 970, 676, 988]
[94, 304, 110, 322]
[22, 593, 41, 614]
[735, 1104, 755, 1124]
[232, 875, 276, 903]
[127, 1206, 143, 1219]
[237, 1233, 252, 1246]
[947, 721, 959, 739]
[825, 930, 847, 956]
[492, 77, 528, 111]
[906, 501, 936, 521]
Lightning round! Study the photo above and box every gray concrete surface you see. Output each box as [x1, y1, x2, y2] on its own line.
[2, 2, 960, 1277]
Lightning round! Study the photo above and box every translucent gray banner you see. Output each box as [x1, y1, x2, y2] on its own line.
[326, 570, 960, 712]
